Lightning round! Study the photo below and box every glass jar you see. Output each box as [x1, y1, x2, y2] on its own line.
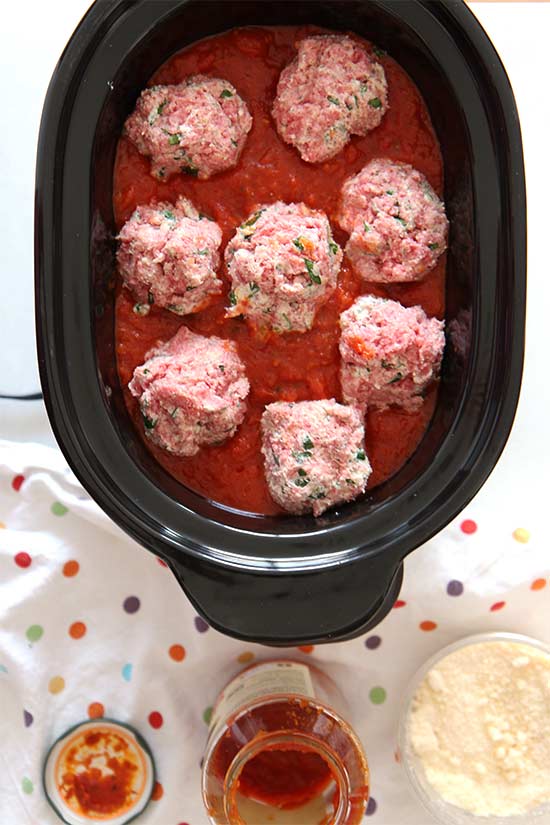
[202, 659, 369, 825]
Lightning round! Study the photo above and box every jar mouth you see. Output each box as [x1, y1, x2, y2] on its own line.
[223, 731, 351, 825]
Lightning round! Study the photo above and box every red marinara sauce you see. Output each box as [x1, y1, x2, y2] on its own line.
[52, 725, 151, 820]
[237, 745, 333, 810]
[113, 26, 445, 516]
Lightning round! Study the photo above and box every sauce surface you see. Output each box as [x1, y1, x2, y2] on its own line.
[56, 727, 147, 818]
[238, 745, 333, 810]
[114, 25, 445, 516]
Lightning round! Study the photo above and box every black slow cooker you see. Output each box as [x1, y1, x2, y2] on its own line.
[35, 0, 526, 645]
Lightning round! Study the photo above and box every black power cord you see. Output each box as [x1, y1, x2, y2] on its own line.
[0, 392, 43, 401]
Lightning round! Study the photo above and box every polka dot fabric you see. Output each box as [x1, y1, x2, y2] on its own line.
[0, 443, 548, 825]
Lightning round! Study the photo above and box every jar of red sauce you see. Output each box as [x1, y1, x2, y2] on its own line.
[202, 660, 369, 825]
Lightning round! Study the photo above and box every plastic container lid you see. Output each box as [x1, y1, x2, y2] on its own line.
[399, 632, 550, 825]
[43, 718, 155, 824]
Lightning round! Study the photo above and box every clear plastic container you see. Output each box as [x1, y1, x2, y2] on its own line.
[399, 632, 550, 825]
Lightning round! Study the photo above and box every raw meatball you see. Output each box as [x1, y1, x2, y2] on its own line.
[261, 400, 371, 516]
[272, 35, 387, 164]
[225, 202, 342, 333]
[339, 158, 449, 282]
[129, 326, 249, 456]
[124, 75, 253, 180]
[117, 197, 222, 315]
[339, 295, 445, 412]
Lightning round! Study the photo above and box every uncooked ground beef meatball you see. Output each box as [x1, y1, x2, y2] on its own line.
[124, 75, 252, 180]
[338, 158, 449, 282]
[129, 326, 249, 456]
[261, 399, 371, 516]
[272, 35, 387, 163]
[117, 197, 222, 316]
[225, 202, 342, 334]
[339, 295, 445, 412]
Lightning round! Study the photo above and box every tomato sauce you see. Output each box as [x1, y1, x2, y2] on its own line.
[210, 700, 357, 820]
[237, 746, 333, 810]
[114, 25, 445, 516]
[57, 729, 146, 817]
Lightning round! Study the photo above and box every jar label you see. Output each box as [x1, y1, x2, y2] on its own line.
[208, 661, 315, 742]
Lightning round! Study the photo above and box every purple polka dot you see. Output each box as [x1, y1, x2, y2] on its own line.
[123, 596, 140, 614]
[23, 710, 33, 728]
[447, 580, 464, 597]
[365, 635, 382, 650]
[194, 616, 209, 633]
[365, 796, 377, 816]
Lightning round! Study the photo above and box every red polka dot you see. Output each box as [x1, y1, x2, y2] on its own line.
[88, 702, 104, 719]
[11, 475, 25, 492]
[298, 645, 314, 654]
[394, 600, 406, 609]
[420, 620, 438, 632]
[531, 578, 546, 591]
[148, 711, 163, 729]
[151, 782, 164, 801]
[394, 749, 401, 764]
[63, 560, 80, 577]
[157, 558, 168, 567]
[460, 519, 477, 535]
[490, 601, 506, 612]
[14, 552, 32, 568]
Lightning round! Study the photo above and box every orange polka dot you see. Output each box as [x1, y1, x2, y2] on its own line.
[298, 645, 314, 654]
[513, 528, 530, 544]
[394, 749, 401, 764]
[490, 601, 506, 612]
[0, 521, 5, 529]
[151, 782, 164, 801]
[48, 676, 65, 694]
[88, 702, 104, 719]
[69, 621, 87, 639]
[420, 621, 437, 632]
[237, 651, 255, 665]
[531, 578, 547, 591]
[63, 560, 80, 577]
[169, 644, 186, 662]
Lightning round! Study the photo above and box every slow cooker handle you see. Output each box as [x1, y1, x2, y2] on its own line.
[166, 552, 404, 645]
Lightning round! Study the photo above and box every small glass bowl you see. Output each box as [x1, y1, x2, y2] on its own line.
[398, 632, 550, 825]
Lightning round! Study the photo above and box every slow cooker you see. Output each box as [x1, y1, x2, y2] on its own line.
[35, 0, 526, 645]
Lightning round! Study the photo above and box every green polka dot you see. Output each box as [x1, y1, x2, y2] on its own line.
[25, 625, 44, 643]
[22, 777, 33, 794]
[203, 706, 213, 725]
[51, 502, 68, 517]
[369, 686, 387, 705]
